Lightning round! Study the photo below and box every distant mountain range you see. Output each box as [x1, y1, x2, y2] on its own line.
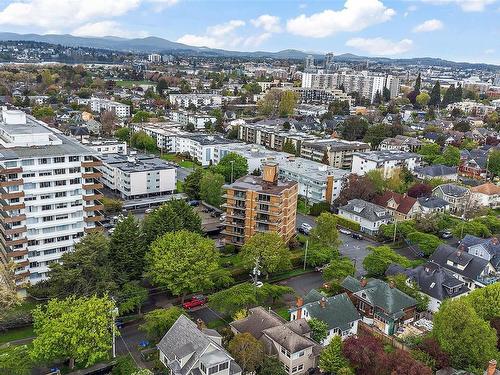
[0, 32, 498, 69]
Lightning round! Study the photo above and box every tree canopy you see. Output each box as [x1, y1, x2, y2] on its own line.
[240, 232, 292, 276]
[214, 152, 248, 183]
[140, 307, 185, 342]
[200, 171, 225, 208]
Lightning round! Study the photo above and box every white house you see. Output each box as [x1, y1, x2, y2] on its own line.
[351, 151, 421, 178]
[337, 199, 392, 235]
[470, 182, 500, 209]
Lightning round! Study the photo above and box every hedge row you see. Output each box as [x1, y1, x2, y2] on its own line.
[333, 214, 361, 232]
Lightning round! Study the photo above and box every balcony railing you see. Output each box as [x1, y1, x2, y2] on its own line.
[83, 194, 104, 202]
[82, 183, 104, 190]
[84, 215, 104, 223]
[0, 191, 24, 200]
[83, 204, 105, 212]
[82, 172, 102, 179]
[0, 179, 23, 187]
[0, 167, 22, 175]
[0, 203, 25, 211]
[81, 160, 103, 168]
[84, 226, 104, 233]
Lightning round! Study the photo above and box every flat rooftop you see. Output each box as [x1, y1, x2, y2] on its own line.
[226, 175, 297, 195]
[99, 153, 175, 173]
[302, 138, 369, 151]
[180, 133, 240, 146]
[353, 150, 419, 162]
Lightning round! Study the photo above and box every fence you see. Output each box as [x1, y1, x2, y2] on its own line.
[358, 321, 411, 352]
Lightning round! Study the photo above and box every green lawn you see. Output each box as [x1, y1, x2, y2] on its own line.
[0, 326, 34, 344]
[297, 198, 310, 215]
[161, 154, 197, 169]
[176, 180, 184, 193]
[275, 307, 291, 321]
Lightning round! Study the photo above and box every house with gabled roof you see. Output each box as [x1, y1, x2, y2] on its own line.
[386, 262, 470, 313]
[289, 290, 361, 345]
[158, 315, 242, 375]
[460, 235, 500, 272]
[338, 199, 392, 235]
[230, 307, 320, 375]
[429, 244, 498, 290]
[414, 164, 458, 181]
[471, 182, 500, 209]
[373, 191, 421, 221]
[432, 183, 471, 214]
[341, 276, 417, 335]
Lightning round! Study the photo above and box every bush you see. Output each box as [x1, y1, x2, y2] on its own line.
[222, 244, 236, 255]
[333, 215, 361, 232]
[406, 231, 442, 256]
[310, 202, 331, 216]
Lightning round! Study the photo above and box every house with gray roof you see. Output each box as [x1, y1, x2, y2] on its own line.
[386, 261, 470, 313]
[341, 276, 417, 335]
[429, 244, 497, 290]
[230, 307, 320, 375]
[338, 199, 392, 235]
[289, 291, 361, 345]
[432, 183, 471, 214]
[414, 164, 458, 181]
[417, 196, 450, 214]
[460, 235, 500, 271]
[158, 315, 242, 375]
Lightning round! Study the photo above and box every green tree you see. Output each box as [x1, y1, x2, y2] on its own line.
[112, 355, 138, 375]
[416, 92, 431, 107]
[442, 85, 456, 106]
[309, 212, 341, 251]
[406, 232, 442, 257]
[278, 90, 298, 117]
[464, 283, 500, 321]
[228, 333, 265, 373]
[215, 153, 249, 183]
[488, 149, 500, 177]
[140, 307, 185, 342]
[453, 120, 471, 132]
[282, 139, 297, 155]
[340, 116, 369, 141]
[429, 81, 441, 107]
[240, 232, 292, 277]
[115, 127, 130, 142]
[109, 214, 144, 283]
[157, 79, 169, 96]
[31, 233, 115, 299]
[362, 245, 413, 277]
[200, 171, 225, 208]
[433, 299, 498, 370]
[145, 230, 226, 301]
[208, 283, 293, 316]
[257, 357, 287, 375]
[328, 100, 350, 115]
[418, 143, 441, 164]
[130, 131, 157, 152]
[117, 281, 148, 315]
[257, 89, 281, 116]
[323, 257, 355, 282]
[0, 344, 33, 375]
[309, 318, 329, 343]
[0, 261, 20, 321]
[414, 72, 422, 92]
[31, 295, 115, 369]
[131, 110, 152, 123]
[101, 197, 123, 215]
[363, 124, 390, 149]
[142, 199, 202, 245]
[434, 145, 460, 166]
[184, 168, 204, 200]
[366, 169, 386, 193]
[33, 106, 55, 121]
[319, 335, 349, 374]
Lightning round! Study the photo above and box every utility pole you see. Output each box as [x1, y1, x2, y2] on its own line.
[303, 240, 309, 270]
[250, 257, 261, 286]
[230, 160, 235, 183]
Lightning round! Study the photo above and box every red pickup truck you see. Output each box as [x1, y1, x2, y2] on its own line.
[182, 295, 207, 310]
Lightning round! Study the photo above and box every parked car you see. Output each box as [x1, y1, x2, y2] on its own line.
[255, 281, 263, 288]
[188, 200, 200, 207]
[351, 233, 363, 240]
[339, 228, 352, 235]
[145, 208, 154, 214]
[440, 230, 453, 239]
[314, 264, 328, 272]
[298, 223, 312, 235]
[182, 295, 207, 310]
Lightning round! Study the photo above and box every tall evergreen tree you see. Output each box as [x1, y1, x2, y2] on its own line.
[454, 84, 463, 103]
[414, 73, 421, 93]
[429, 80, 441, 107]
[373, 90, 382, 105]
[442, 85, 456, 106]
[319, 336, 349, 373]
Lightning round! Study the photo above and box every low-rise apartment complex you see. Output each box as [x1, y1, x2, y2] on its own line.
[300, 139, 370, 170]
[351, 151, 421, 178]
[222, 164, 297, 246]
[77, 97, 130, 118]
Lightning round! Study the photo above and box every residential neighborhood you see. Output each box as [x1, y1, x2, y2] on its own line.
[0, 2, 499, 374]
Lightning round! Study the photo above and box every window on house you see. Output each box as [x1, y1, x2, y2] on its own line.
[219, 362, 228, 371]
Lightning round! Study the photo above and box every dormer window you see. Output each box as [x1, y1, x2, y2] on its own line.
[200, 363, 207, 374]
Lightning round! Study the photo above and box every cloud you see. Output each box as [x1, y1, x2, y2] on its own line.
[484, 48, 495, 54]
[207, 20, 245, 37]
[0, 0, 178, 31]
[286, 0, 395, 38]
[404, 5, 418, 17]
[72, 21, 148, 38]
[243, 33, 272, 47]
[251, 15, 282, 32]
[346, 37, 413, 55]
[413, 19, 444, 32]
[421, 0, 497, 12]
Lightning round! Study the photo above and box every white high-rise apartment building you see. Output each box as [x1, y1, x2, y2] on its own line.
[0, 109, 104, 289]
[77, 97, 131, 118]
[148, 53, 162, 63]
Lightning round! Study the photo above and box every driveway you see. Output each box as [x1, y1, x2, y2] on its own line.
[297, 213, 373, 276]
[176, 166, 193, 182]
[276, 272, 324, 296]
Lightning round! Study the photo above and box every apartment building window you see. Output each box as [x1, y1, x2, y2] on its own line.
[55, 192, 67, 198]
[55, 203, 67, 209]
[42, 216, 54, 222]
[70, 178, 81, 185]
[55, 214, 69, 221]
[24, 183, 35, 190]
[22, 172, 35, 178]
[28, 250, 40, 257]
[22, 159, 34, 166]
[39, 158, 49, 164]
[55, 180, 66, 186]
[69, 167, 80, 173]
[40, 182, 51, 188]
[39, 171, 52, 176]
[57, 235, 69, 241]
[69, 156, 80, 162]
[28, 240, 39, 246]
[54, 168, 65, 175]
[54, 157, 65, 163]
[41, 205, 51, 211]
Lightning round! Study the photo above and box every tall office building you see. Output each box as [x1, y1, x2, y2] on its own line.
[325, 52, 335, 70]
[0, 109, 104, 290]
[305, 55, 315, 70]
[222, 163, 297, 247]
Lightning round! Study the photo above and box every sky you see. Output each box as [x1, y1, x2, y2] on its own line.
[0, 0, 498, 64]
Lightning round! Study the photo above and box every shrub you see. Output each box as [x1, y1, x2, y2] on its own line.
[333, 214, 361, 231]
[310, 202, 331, 216]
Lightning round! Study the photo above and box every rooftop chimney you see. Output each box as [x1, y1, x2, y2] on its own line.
[320, 297, 326, 309]
[296, 296, 304, 319]
[262, 163, 278, 184]
[360, 277, 368, 287]
[389, 280, 395, 289]
[487, 360, 497, 375]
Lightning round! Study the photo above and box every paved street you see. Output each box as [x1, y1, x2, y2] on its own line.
[297, 213, 372, 276]
[176, 166, 193, 182]
[276, 271, 324, 296]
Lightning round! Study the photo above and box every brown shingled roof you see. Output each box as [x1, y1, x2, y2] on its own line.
[471, 182, 500, 196]
[373, 191, 417, 214]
